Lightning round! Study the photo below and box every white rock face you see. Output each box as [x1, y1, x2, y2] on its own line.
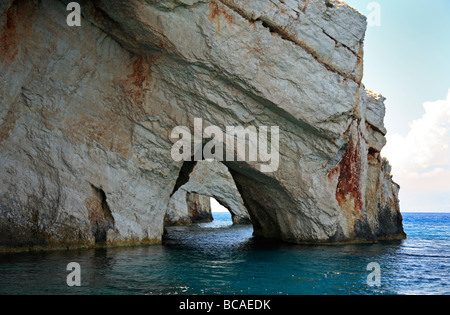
[0, 0, 405, 249]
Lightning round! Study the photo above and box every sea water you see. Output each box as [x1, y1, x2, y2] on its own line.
[0, 212, 448, 295]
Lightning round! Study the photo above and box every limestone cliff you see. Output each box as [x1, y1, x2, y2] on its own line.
[0, 0, 405, 250]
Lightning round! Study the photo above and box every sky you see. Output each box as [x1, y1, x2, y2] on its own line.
[345, 0, 450, 212]
[214, 0, 450, 213]
[211, 198, 229, 213]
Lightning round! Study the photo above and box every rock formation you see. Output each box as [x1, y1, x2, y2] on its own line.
[165, 189, 213, 226]
[166, 160, 251, 226]
[0, 0, 405, 250]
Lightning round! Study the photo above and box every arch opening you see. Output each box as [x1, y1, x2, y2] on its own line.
[163, 160, 252, 230]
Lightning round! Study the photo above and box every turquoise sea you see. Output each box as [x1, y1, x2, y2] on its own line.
[0, 212, 448, 295]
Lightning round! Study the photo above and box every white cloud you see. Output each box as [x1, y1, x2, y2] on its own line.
[382, 89, 450, 211]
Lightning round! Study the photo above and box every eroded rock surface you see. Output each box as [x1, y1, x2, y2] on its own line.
[0, 0, 405, 249]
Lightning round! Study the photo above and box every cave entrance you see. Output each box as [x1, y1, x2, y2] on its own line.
[209, 197, 246, 225]
[163, 160, 252, 229]
[210, 197, 229, 215]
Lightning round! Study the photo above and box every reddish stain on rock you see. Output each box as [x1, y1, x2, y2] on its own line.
[327, 165, 340, 181]
[335, 135, 364, 218]
[209, 0, 234, 32]
[125, 55, 159, 122]
[0, 0, 38, 62]
[0, 105, 18, 144]
[299, 0, 310, 13]
[130, 56, 151, 88]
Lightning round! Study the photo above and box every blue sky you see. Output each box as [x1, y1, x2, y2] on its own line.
[346, 0, 450, 212]
[346, 0, 450, 135]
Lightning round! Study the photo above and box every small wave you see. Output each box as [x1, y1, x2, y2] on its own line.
[399, 253, 450, 259]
